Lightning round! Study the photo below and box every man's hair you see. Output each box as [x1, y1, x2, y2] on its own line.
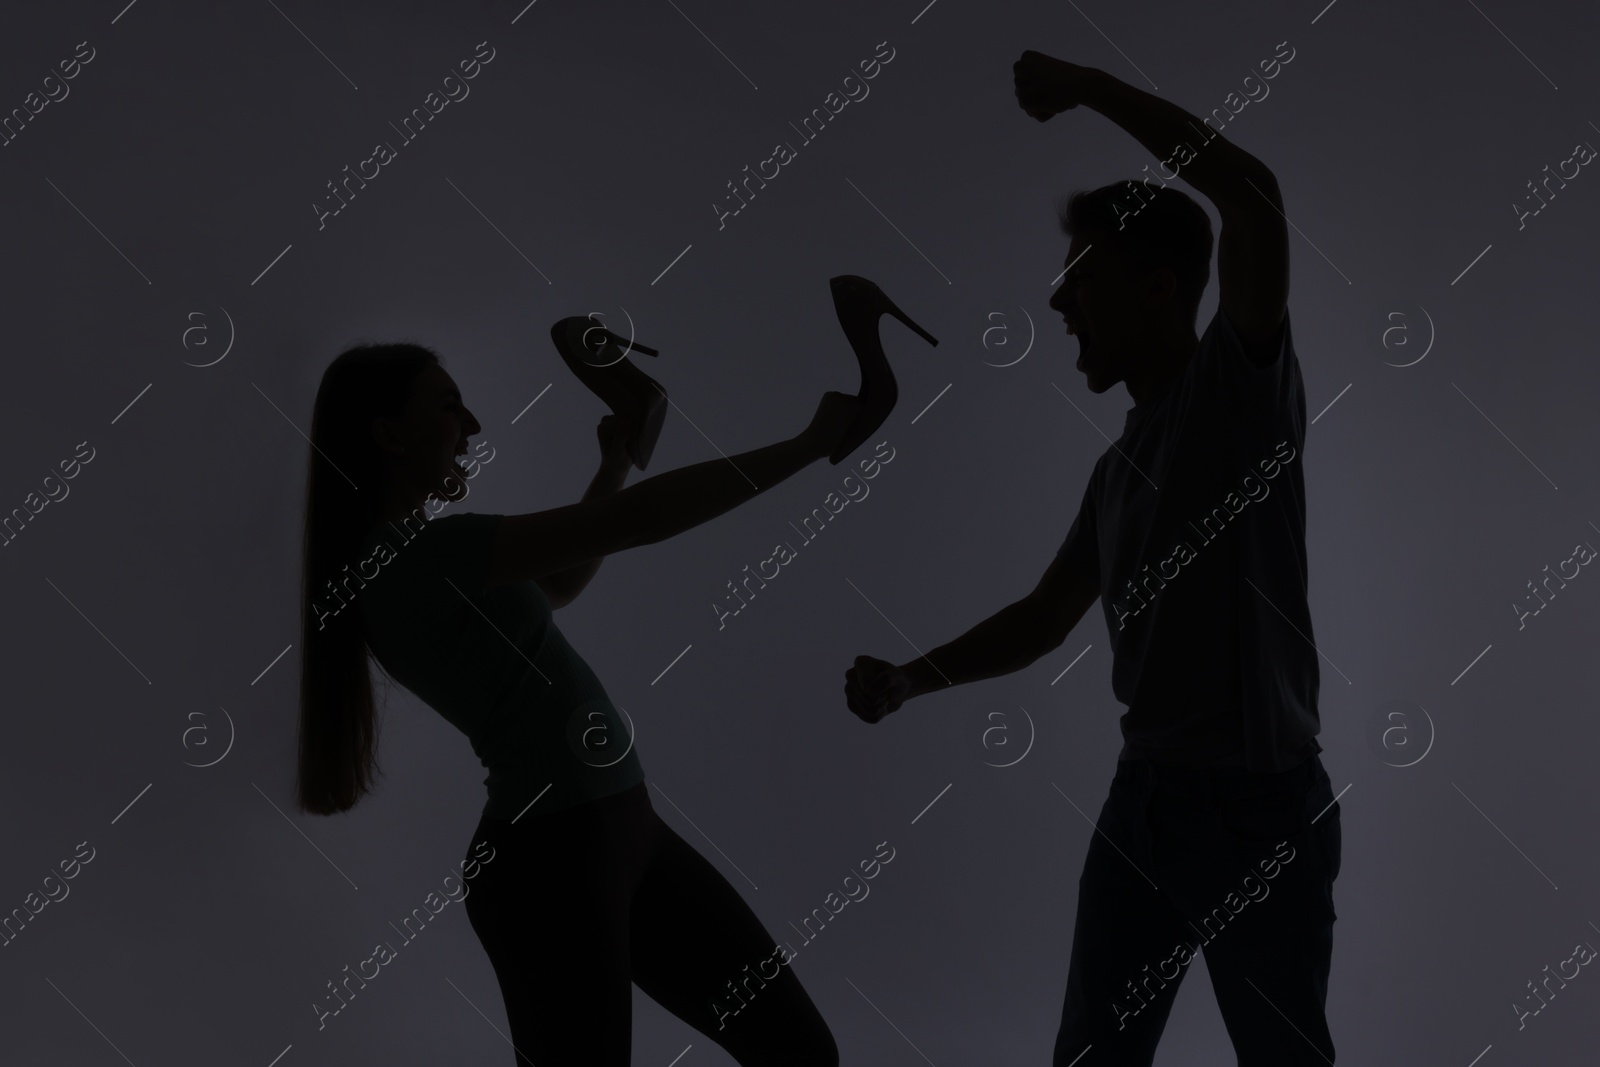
[1057, 180, 1214, 327]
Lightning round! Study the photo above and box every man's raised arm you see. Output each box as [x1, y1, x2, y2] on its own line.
[1014, 52, 1290, 364]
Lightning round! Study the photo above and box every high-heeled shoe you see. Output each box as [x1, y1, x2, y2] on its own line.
[827, 275, 939, 464]
[549, 315, 668, 470]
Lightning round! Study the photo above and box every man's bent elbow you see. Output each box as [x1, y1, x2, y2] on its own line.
[1229, 162, 1281, 211]
[1020, 595, 1074, 657]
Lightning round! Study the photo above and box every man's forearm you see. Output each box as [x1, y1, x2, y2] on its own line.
[1080, 68, 1276, 204]
[900, 598, 1056, 700]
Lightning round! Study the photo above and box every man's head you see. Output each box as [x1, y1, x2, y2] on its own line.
[1049, 180, 1213, 395]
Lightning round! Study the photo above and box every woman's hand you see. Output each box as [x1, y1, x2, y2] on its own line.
[797, 391, 861, 460]
[1013, 50, 1102, 121]
[596, 413, 634, 471]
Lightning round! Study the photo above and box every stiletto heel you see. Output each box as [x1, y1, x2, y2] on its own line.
[827, 275, 939, 464]
[549, 316, 668, 470]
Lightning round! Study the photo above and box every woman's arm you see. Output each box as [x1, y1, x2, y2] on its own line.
[537, 419, 633, 608]
[486, 391, 858, 588]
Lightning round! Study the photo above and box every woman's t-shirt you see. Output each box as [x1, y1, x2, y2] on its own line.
[357, 511, 646, 821]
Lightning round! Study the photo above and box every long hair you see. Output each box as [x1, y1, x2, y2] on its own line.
[1058, 180, 1214, 327]
[297, 342, 439, 814]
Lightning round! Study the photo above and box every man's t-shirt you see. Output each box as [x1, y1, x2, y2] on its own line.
[1055, 305, 1321, 772]
[357, 511, 646, 820]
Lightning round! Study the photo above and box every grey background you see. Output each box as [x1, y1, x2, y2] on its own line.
[2, 0, 1598, 1063]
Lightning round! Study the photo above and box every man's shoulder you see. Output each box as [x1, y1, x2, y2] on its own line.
[1200, 303, 1297, 375]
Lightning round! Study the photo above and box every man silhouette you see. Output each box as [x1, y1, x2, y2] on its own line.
[843, 52, 1341, 1065]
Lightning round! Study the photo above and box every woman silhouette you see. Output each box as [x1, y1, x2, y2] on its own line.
[293, 329, 871, 1065]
